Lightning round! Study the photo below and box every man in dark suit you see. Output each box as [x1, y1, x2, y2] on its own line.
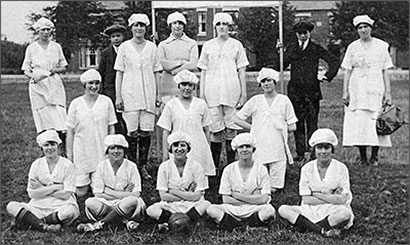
[278, 21, 340, 165]
[98, 24, 127, 136]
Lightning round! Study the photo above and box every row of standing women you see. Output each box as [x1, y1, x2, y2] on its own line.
[9, 12, 394, 238]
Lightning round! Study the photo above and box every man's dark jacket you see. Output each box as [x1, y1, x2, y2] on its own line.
[282, 41, 339, 102]
[98, 45, 117, 102]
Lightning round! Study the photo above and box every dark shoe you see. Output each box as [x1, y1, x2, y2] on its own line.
[369, 157, 379, 166]
[321, 228, 342, 239]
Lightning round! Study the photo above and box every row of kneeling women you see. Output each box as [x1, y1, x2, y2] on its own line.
[7, 129, 354, 238]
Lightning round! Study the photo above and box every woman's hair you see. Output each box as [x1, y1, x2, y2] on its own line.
[105, 145, 128, 156]
[177, 83, 196, 89]
[168, 141, 192, 153]
[355, 22, 373, 30]
[314, 143, 335, 153]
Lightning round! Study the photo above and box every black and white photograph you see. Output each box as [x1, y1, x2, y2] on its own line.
[1, 1, 408, 244]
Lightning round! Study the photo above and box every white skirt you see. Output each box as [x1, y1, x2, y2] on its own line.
[342, 108, 391, 147]
[32, 105, 67, 133]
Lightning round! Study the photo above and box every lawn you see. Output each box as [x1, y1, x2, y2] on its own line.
[1, 75, 409, 244]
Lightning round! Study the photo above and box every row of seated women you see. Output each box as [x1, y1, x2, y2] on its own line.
[7, 129, 354, 239]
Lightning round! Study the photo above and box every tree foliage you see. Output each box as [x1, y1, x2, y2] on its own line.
[1, 40, 27, 74]
[236, 2, 295, 70]
[28, 1, 114, 62]
[331, 1, 409, 50]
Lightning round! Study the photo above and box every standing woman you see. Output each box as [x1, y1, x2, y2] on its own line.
[157, 69, 215, 177]
[157, 11, 198, 104]
[21, 17, 68, 153]
[198, 12, 249, 170]
[234, 68, 298, 193]
[66, 69, 117, 197]
[114, 13, 162, 180]
[341, 15, 394, 166]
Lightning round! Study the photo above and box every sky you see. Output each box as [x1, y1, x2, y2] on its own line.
[1, 1, 57, 44]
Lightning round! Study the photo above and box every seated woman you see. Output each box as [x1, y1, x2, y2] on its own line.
[146, 131, 210, 233]
[76, 134, 146, 232]
[206, 133, 276, 231]
[6, 130, 79, 232]
[278, 128, 354, 238]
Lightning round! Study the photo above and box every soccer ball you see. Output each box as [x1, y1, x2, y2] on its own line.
[168, 212, 191, 232]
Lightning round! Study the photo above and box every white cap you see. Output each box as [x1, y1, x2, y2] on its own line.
[257, 68, 279, 83]
[174, 69, 199, 85]
[36, 130, 62, 147]
[128, 13, 150, 27]
[104, 134, 129, 151]
[231, 133, 257, 151]
[308, 128, 338, 147]
[33, 17, 54, 31]
[167, 12, 187, 25]
[213, 12, 233, 27]
[167, 131, 192, 151]
[353, 15, 374, 27]
[80, 69, 101, 84]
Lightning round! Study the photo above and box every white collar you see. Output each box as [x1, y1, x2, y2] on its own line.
[299, 39, 309, 50]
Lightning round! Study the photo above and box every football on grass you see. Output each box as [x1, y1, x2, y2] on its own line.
[168, 212, 191, 232]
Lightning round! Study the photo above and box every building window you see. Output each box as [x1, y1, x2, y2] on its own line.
[295, 12, 312, 22]
[79, 47, 99, 69]
[198, 11, 207, 36]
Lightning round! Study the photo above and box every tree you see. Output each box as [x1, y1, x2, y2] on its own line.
[1, 40, 27, 74]
[331, 1, 409, 50]
[122, 1, 197, 43]
[28, 1, 114, 63]
[236, 2, 296, 70]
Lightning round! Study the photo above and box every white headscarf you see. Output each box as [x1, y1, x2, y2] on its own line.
[213, 12, 233, 27]
[309, 128, 338, 147]
[36, 130, 62, 147]
[231, 133, 257, 151]
[167, 12, 187, 25]
[353, 15, 374, 27]
[174, 69, 199, 85]
[80, 69, 101, 84]
[33, 17, 54, 31]
[128, 13, 150, 27]
[257, 68, 279, 83]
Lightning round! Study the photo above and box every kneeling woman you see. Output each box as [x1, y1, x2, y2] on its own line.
[6, 130, 79, 232]
[77, 134, 145, 232]
[206, 133, 276, 231]
[278, 128, 354, 238]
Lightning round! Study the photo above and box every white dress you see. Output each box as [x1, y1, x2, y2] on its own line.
[86, 159, 146, 220]
[157, 97, 215, 176]
[25, 157, 79, 219]
[66, 95, 117, 175]
[21, 41, 68, 133]
[114, 40, 162, 114]
[236, 94, 298, 165]
[197, 37, 249, 108]
[297, 159, 354, 228]
[341, 38, 394, 146]
[217, 161, 272, 218]
[152, 158, 209, 213]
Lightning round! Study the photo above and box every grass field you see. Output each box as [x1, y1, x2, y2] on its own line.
[1, 76, 409, 244]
